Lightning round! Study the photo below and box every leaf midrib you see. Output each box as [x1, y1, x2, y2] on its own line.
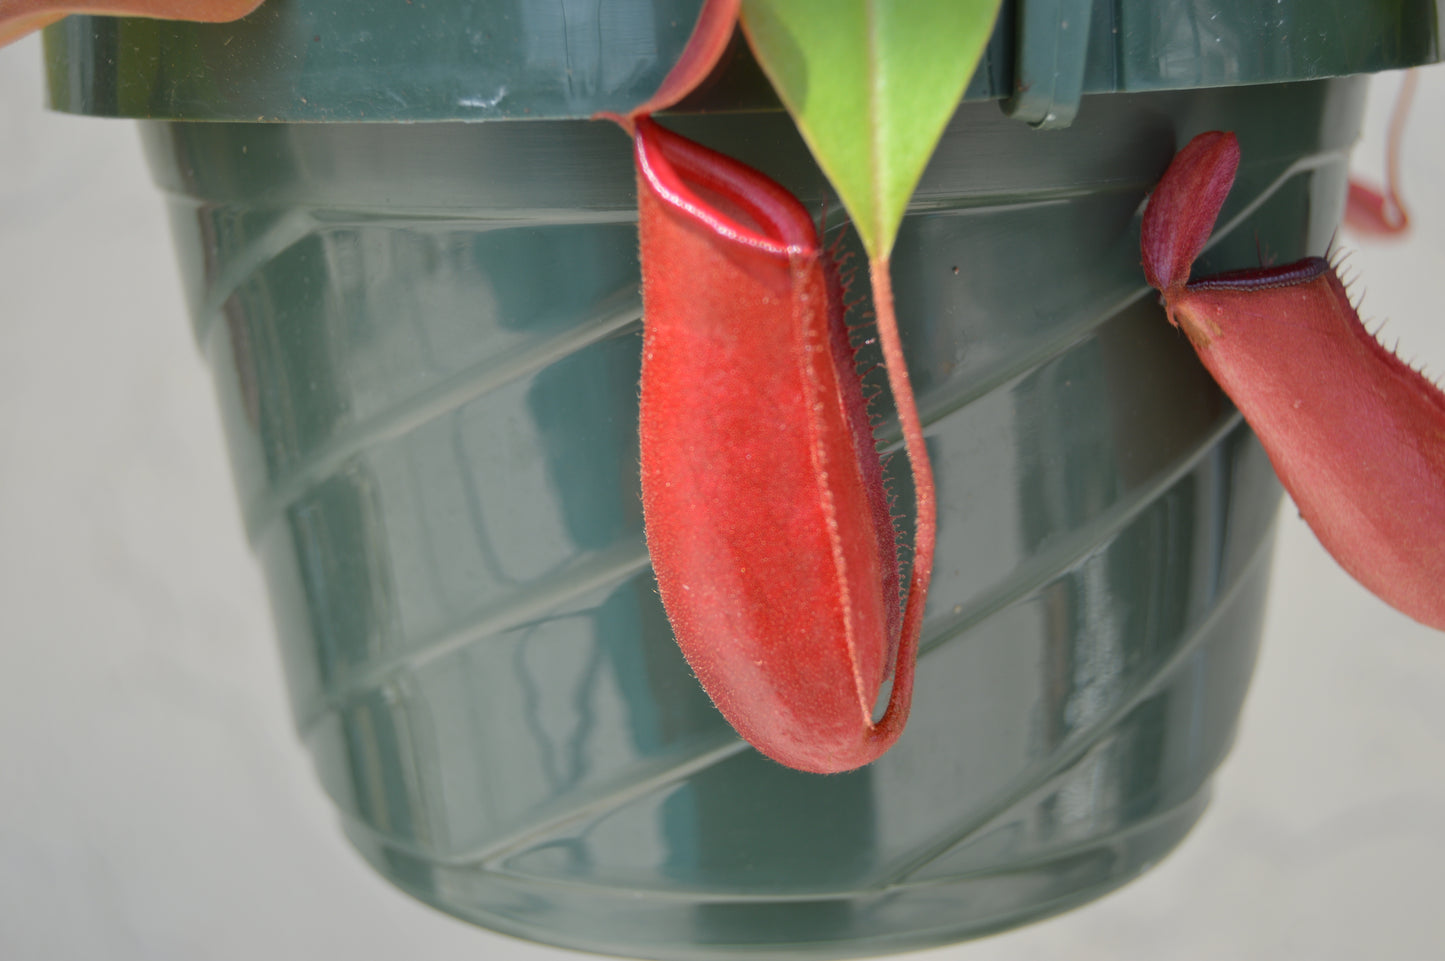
[864, 0, 885, 258]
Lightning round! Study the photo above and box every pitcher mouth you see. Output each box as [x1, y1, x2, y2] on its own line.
[633, 116, 818, 257]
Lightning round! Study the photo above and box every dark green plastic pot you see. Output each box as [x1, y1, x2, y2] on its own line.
[45, 1, 1440, 958]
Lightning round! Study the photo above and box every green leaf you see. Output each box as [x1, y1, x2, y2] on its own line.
[740, 0, 1002, 258]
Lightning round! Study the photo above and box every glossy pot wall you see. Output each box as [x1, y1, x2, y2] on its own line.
[126, 76, 1366, 957]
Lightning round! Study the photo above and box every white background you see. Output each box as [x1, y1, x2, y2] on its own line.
[2, 31, 1444, 961]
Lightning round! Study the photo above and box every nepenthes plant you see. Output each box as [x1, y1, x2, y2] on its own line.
[1142, 131, 1445, 631]
[0, 1, 263, 46]
[603, 0, 1002, 772]
[11, 1, 1438, 775]
[614, 3, 1443, 773]
[627, 115, 915, 773]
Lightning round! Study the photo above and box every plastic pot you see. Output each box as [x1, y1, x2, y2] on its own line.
[43, 1, 1440, 957]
